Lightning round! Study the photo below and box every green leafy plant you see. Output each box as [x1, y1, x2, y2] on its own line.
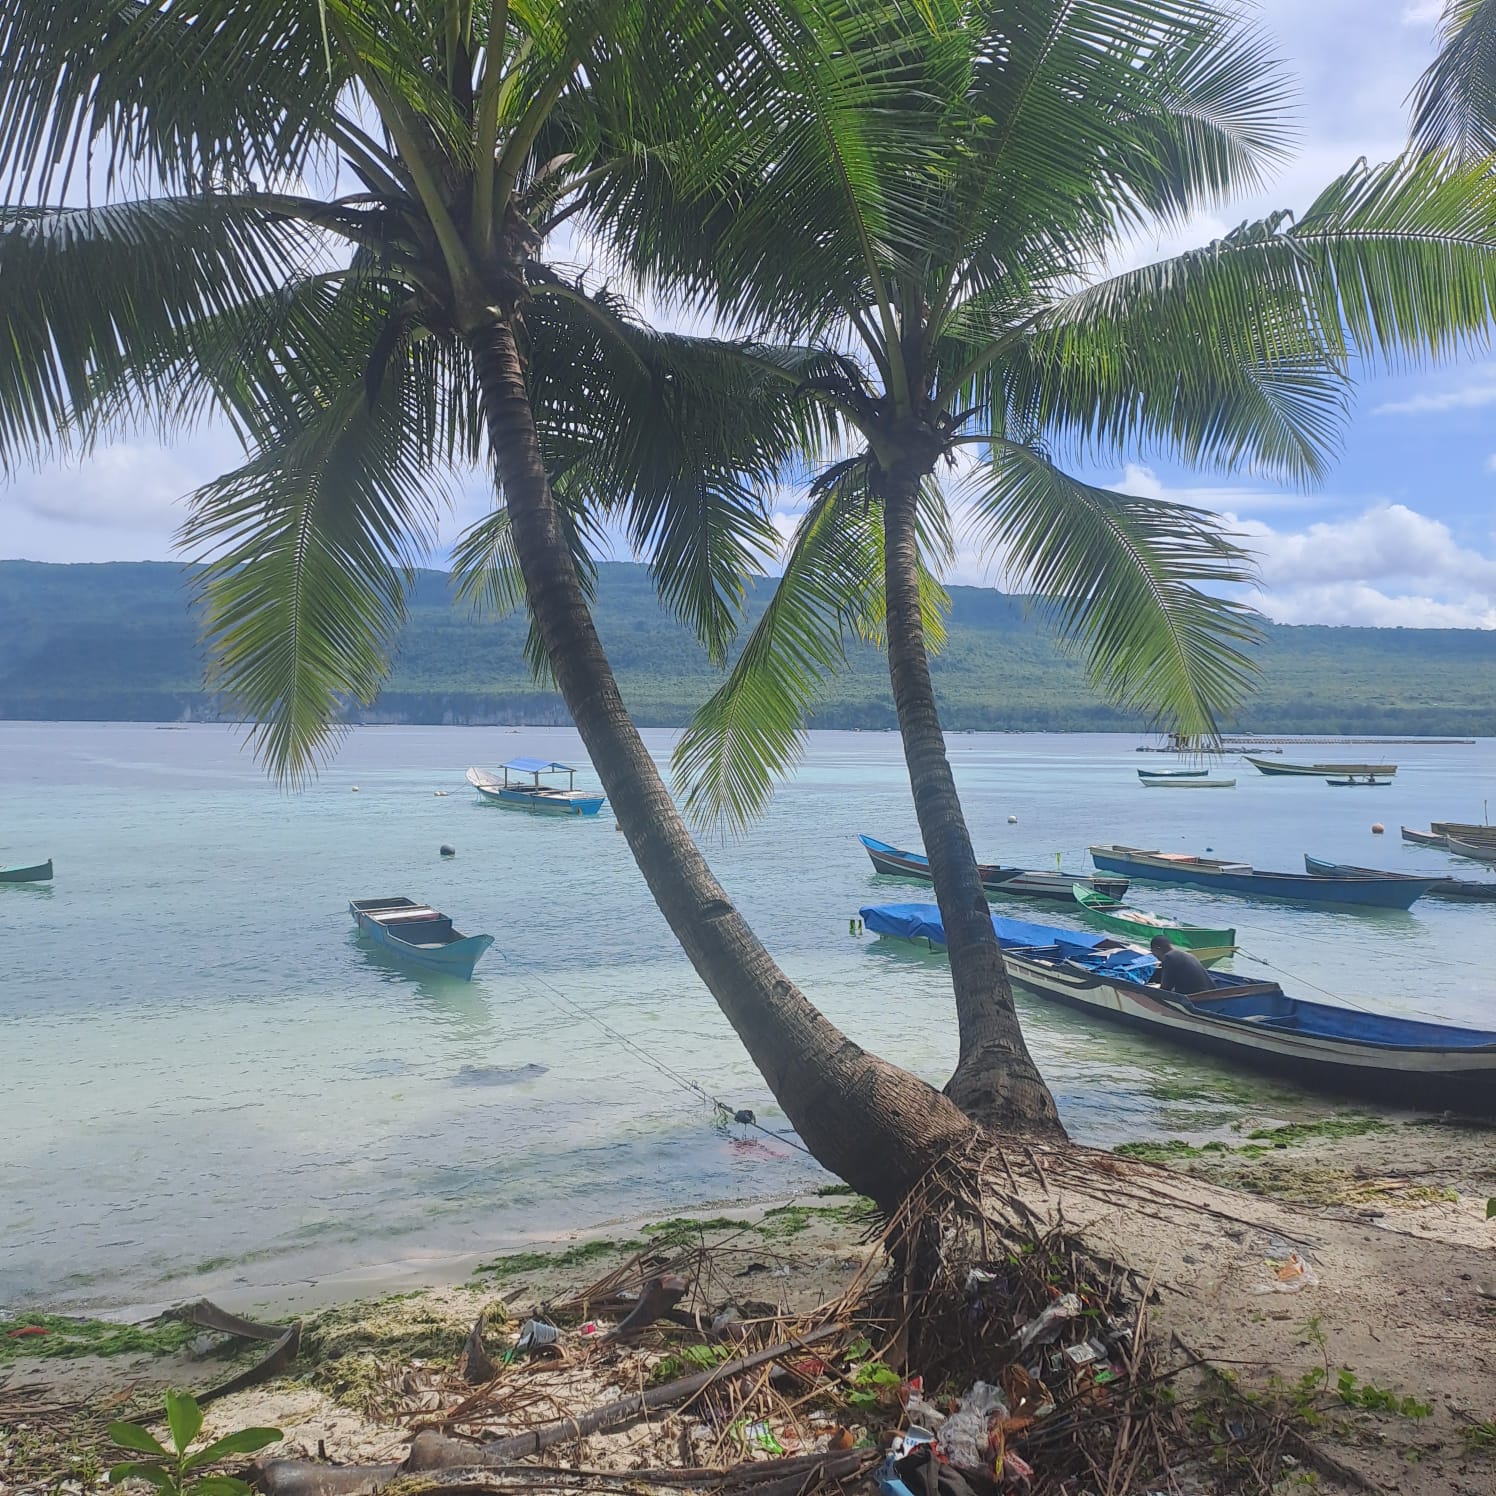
[108, 1390, 280, 1496]
[1334, 1370, 1432, 1419]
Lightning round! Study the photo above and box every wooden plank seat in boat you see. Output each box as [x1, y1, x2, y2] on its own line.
[371, 907, 443, 924]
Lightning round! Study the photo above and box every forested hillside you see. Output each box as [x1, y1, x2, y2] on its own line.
[2, 560, 1492, 735]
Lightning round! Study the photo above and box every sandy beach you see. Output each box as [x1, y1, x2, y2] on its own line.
[7, 1112, 1495, 1496]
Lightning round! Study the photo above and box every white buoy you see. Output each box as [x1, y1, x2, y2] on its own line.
[1007, 815, 1018, 824]
[351, 786, 360, 793]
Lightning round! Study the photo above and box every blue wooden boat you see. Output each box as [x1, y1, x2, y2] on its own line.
[0, 858, 52, 883]
[860, 834, 1128, 902]
[1088, 844, 1441, 910]
[996, 941, 1496, 1115]
[349, 897, 495, 979]
[466, 759, 605, 816]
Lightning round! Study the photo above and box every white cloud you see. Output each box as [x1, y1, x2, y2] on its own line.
[1400, 1, 1446, 25]
[1111, 463, 1325, 515]
[1374, 381, 1496, 416]
[1252, 582, 1496, 629]
[1233, 502, 1496, 594]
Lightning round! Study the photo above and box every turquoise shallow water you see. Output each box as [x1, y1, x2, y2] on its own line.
[2, 723, 1493, 1312]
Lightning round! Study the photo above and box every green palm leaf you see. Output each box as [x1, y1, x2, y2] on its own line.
[1410, 0, 1496, 160]
[673, 463, 883, 830]
[968, 443, 1262, 741]
[0, 195, 318, 469]
[182, 299, 453, 783]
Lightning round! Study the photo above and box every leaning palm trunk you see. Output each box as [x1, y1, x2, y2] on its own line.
[466, 316, 976, 1205]
[880, 478, 1062, 1136]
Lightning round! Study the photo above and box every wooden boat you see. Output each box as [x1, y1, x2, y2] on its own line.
[996, 942, 1496, 1115]
[466, 758, 605, 816]
[1136, 768, 1210, 780]
[1140, 777, 1236, 788]
[349, 897, 495, 979]
[0, 858, 52, 883]
[1432, 821, 1496, 846]
[859, 833, 1129, 902]
[1326, 776, 1391, 787]
[1304, 855, 1496, 904]
[1401, 826, 1447, 848]
[1071, 885, 1236, 964]
[1447, 837, 1496, 866]
[1087, 844, 1441, 910]
[1245, 755, 1397, 778]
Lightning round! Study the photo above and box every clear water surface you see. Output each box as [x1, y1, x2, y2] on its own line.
[2, 723, 1492, 1312]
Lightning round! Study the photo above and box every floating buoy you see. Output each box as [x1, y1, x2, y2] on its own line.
[434, 790, 448, 797]
[351, 786, 360, 792]
[1008, 815, 1018, 824]
[1371, 822, 1385, 835]
[440, 844, 456, 858]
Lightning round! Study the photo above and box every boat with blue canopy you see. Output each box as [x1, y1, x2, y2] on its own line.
[994, 941, 1496, 1114]
[860, 901, 1114, 953]
[349, 897, 495, 979]
[467, 759, 605, 816]
[1088, 845, 1440, 910]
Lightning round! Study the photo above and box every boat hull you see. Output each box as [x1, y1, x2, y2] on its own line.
[1140, 778, 1235, 788]
[1245, 755, 1396, 777]
[860, 834, 1129, 902]
[349, 900, 495, 979]
[860, 902, 1112, 955]
[1002, 951, 1496, 1115]
[1401, 826, 1447, 848]
[1088, 845, 1438, 910]
[1304, 855, 1496, 903]
[471, 782, 606, 815]
[1072, 887, 1235, 964]
[1136, 769, 1209, 779]
[1448, 837, 1496, 866]
[0, 858, 52, 883]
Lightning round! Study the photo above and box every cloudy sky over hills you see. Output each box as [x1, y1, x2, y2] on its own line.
[4, 0, 1494, 629]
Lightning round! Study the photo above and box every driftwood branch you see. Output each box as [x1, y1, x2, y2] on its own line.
[255, 1323, 848, 1496]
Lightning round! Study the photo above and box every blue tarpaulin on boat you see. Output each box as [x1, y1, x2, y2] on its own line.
[502, 757, 575, 773]
[859, 903, 1109, 952]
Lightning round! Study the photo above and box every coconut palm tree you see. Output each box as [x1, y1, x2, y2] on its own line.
[643, 0, 1496, 1125]
[1412, 0, 1496, 157]
[0, 0, 990, 1202]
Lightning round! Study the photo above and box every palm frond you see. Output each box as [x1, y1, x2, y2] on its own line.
[1410, 0, 1496, 160]
[0, 195, 320, 470]
[673, 460, 883, 831]
[523, 282, 839, 661]
[968, 443, 1262, 741]
[181, 293, 453, 783]
[0, 0, 341, 197]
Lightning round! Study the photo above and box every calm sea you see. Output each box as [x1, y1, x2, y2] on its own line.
[2, 723, 1492, 1313]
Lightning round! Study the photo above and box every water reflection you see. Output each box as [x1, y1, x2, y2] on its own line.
[349, 937, 499, 1041]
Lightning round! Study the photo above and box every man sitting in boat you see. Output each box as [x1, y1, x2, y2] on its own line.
[1147, 936, 1214, 997]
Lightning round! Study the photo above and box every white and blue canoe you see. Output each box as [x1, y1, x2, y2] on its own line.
[467, 758, 605, 816]
[350, 897, 495, 980]
[860, 901, 1496, 1115]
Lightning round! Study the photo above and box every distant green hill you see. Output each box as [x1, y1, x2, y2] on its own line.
[1, 559, 1492, 735]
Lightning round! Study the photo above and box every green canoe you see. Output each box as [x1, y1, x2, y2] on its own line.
[1071, 884, 1235, 966]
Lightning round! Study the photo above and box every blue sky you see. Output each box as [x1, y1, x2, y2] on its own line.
[4, 0, 1494, 628]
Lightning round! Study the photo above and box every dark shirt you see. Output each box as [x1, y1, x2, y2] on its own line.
[1150, 946, 1213, 996]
